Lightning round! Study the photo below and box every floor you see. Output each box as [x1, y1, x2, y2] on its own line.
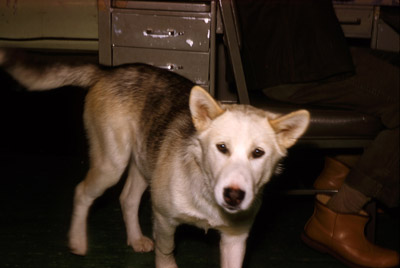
[0, 61, 398, 268]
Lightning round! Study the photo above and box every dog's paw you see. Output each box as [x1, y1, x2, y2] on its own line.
[69, 238, 88, 256]
[130, 236, 154, 253]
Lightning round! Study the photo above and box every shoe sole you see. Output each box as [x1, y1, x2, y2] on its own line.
[300, 232, 398, 268]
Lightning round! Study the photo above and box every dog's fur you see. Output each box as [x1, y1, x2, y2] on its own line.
[0, 49, 310, 268]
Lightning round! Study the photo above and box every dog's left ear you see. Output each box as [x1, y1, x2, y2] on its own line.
[189, 86, 224, 131]
[270, 110, 310, 148]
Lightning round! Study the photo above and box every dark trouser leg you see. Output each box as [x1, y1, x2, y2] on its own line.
[263, 47, 399, 208]
[346, 127, 399, 207]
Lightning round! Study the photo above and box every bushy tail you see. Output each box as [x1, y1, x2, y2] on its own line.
[0, 48, 102, 91]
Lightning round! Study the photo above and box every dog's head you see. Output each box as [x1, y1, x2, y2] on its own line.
[190, 86, 310, 214]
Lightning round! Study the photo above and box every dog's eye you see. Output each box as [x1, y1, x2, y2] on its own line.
[216, 143, 229, 154]
[252, 148, 265, 158]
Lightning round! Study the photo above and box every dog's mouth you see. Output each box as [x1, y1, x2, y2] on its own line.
[222, 203, 242, 213]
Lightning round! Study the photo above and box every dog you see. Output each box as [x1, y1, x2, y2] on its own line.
[0, 49, 310, 268]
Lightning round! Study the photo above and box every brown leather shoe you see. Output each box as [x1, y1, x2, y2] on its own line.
[302, 194, 399, 268]
[313, 157, 349, 190]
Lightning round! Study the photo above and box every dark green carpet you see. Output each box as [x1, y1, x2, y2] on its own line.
[0, 154, 398, 268]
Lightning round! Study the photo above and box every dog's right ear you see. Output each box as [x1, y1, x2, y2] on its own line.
[189, 86, 224, 131]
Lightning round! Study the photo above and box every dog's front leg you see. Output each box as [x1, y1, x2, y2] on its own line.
[220, 232, 249, 268]
[153, 212, 178, 268]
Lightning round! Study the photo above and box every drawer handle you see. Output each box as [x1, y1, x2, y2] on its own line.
[144, 29, 184, 38]
[339, 18, 362, 25]
[158, 64, 183, 71]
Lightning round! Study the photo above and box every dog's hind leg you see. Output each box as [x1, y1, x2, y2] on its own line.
[120, 162, 154, 252]
[68, 114, 132, 255]
[68, 155, 130, 255]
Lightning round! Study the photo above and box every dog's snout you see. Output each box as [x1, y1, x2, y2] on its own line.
[223, 187, 245, 207]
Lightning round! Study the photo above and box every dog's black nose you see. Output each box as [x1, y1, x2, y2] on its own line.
[223, 187, 245, 207]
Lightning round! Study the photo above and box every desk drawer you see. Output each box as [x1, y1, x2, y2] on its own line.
[113, 47, 210, 85]
[112, 12, 211, 52]
[334, 5, 374, 38]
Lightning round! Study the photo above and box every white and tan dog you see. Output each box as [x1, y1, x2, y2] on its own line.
[0, 49, 310, 268]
